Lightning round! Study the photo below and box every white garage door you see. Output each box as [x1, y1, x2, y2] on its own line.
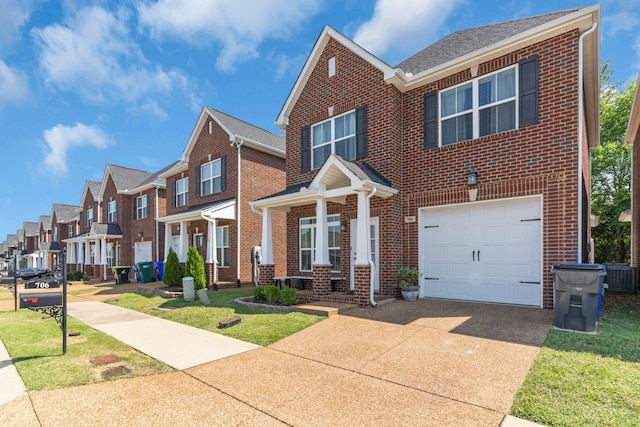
[135, 241, 153, 264]
[419, 196, 542, 307]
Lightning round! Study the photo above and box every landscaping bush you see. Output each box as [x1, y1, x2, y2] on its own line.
[253, 285, 298, 306]
[66, 270, 86, 281]
[163, 248, 183, 286]
[184, 245, 207, 290]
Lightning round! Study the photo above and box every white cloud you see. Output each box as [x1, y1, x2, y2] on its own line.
[0, 60, 29, 104]
[603, 13, 640, 36]
[43, 123, 112, 176]
[136, 0, 322, 72]
[0, 0, 42, 49]
[353, 0, 462, 62]
[31, 5, 188, 113]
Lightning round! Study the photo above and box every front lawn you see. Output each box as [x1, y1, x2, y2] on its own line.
[108, 287, 324, 347]
[511, 294, 640, 426]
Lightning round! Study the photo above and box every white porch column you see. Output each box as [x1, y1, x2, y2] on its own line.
[77, 241, 84, 266]
[207, 219, 218, 283]
[355, 191, 370, 265]
[84, 241, 91, 267]
[101, 237, 107, 280]
[164, 223, 171, 260]
[260, 207, 273, 265]
[314, 198, 329, 265]
[179, 221, 188, 262]
[94, 239, 102, 266]
[68, 243, 76, 264]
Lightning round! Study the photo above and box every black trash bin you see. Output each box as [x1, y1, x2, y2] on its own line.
[112, 266, 131, 285]
[552, 263, 606, 332]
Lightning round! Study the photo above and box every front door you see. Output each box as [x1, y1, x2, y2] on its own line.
[350, 217, 379, 291]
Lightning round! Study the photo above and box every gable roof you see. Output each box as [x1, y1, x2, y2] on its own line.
[180, 107, 285, 162]
[39, 215, 51, 231]
[276, 5, 599, 129]
[124, 160, 181, 194]
[50, 203, 80, 224]
[23, 221, 38, 236]
[80, 180, 102, 207]
[99, 164, 153, 199]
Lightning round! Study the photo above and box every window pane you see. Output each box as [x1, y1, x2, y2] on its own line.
[458, 113, 473, 141]
[497, 69, 515, 101]
[441, 89, 456, 117]
[213, 177, 221, 193]
[335, 136, 356, 161]
[458, 83, 472, 111]
[202, 163, 211, 180]
[300, 228, 312, 249]
[497, 101, 516, 132]
[211, 159, 221, 177]
[335, 112, 355, 139]
[202, 180, 211, 195]
[313, 144, 331, 169]
[301, 251, 312, 271]
[479, 107, 495, 136]
[312, 122, 331, 147]
[329, 249, 340, 271]
[479, 75, 494, 106]
[442, 117, 457, 145]
[328, 226, 339, 247]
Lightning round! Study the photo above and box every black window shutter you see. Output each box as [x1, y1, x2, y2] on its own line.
[195, 165, 201, 197]
[171, 180, 176, 208]
[519, 56, 539, 127]
[355, 105, 367, 159]
[220, 155, 227, 192]
[301, 125, 311, 172]
[423, 91, 438, 149]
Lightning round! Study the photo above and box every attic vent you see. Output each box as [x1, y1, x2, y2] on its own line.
[208, 121, 212, 134]
[328, 57, 336, 77]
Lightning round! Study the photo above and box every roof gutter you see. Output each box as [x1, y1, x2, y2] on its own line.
[578, 21, 598, 262]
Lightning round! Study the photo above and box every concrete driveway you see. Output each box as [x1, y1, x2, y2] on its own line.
[2, 298, 552, 426]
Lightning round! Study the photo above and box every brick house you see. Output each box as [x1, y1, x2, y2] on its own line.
[64, 180, 101, 277]
[251, 6, 600, 308]
[43, 203, 80, 269]
[159, 107, 286, 287]
[35, 215, 52, 269]
[21, 221, 39, 268]
[624, 72, 640, 270]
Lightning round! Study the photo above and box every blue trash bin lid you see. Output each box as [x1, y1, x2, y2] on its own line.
[552, 262, 605, 271]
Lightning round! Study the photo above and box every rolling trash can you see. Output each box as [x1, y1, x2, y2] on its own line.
[154, 261, 164, 281]
[552, 263, 606, 332]
[136, 261, 154, 283]
[112, 266, 131, 285]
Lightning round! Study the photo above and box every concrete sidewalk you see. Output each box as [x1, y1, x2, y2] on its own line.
[66, 301, 260, 370]
[0, 339, 26, 407]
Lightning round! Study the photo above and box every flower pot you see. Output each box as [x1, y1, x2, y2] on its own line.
[400, 285, 419, 301]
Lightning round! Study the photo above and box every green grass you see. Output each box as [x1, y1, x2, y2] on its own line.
[511, 307, 640, 427]
[109, 287, 324, 347]
[0, 309, 173, 391]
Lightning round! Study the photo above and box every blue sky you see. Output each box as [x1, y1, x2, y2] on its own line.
[0, 0, 637, 243]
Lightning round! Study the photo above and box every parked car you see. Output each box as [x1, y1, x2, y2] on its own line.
[16, 267, 52, 280]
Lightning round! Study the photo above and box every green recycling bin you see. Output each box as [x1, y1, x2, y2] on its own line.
[136, 261, 154, 283]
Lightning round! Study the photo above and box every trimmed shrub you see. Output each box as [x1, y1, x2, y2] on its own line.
[185, 245, 207, 291]
[163, 248, 184, 286]
[253, 285, 298, 306]
[66, 270, 85, 281]
[279, 287, 298, 305]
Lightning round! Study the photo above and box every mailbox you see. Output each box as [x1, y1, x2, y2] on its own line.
[19, 292, 62, 308]
[0, 276, 16, 285]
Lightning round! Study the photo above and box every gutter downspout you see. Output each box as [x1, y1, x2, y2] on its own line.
[155, 186, 160, 262]
[367, 188, 377, 306]
[577, 21, 598, 262]
[231, 139, 244, 287]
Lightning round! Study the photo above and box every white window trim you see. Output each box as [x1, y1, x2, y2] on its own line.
[299, 215, 340, 272]
[86, 208, 94, 228]
[439, 64, 519, 146]
[136, 195, 149, 219]
[201, 158, 222, 196]
[311, 110, 356, 169]
[176, 177, 188, 207]
[107, 200, 117, 223]
[216, 225, 229, 268]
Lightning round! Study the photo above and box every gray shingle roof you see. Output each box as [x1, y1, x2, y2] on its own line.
[395, 8, 580, 75]
[87, 181, 102, 200]
[335, 157, 392, 187]
[6, 234, 18, 246]
[106, 164, 153, 192]
[52, 203, 80, 223]
[39, 215, 51, 230]
[90, 223, 123, 237]
[210, 108, 285, 152]
[131, 160, 180, 190]
[23, 222, 39, 236]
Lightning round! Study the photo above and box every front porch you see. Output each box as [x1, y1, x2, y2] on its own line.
[295, 289, 396, 306]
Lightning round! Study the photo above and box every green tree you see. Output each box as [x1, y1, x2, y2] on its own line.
[163, 247, 184, 286]
[184, 245, 207, 291]
[591, 62, 634, 263]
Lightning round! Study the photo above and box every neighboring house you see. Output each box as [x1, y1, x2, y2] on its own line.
[22, 221, 39, 267]
[47, 203, 81, 269]
[35, 215, 52, 269]
[251, 6, 600, 307]
[117, 161, 177, 271]
[159, 107, 286, 287]
[64, 180, 102, 277]
[624, 72, 640, 269]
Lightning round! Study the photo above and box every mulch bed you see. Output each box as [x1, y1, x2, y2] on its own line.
[602, 292, 640, 314]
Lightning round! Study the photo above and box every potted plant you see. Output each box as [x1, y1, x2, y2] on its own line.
[398, 267, 421, 301]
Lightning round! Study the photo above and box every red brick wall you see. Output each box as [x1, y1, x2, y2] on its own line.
[282, 29, 584, 308]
